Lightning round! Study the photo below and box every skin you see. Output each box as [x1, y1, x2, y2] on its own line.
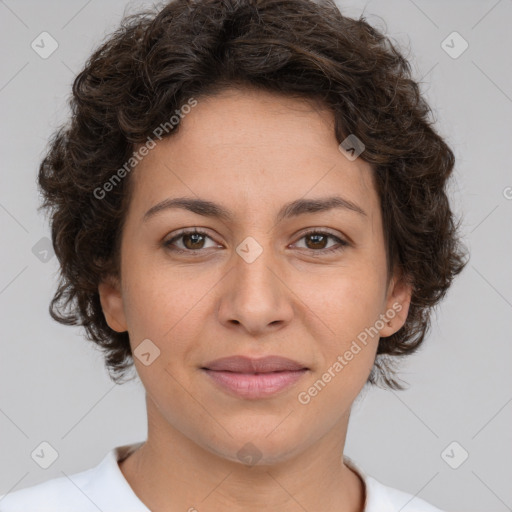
[99, 86, 412, 512]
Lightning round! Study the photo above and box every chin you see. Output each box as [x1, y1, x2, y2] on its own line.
[203, 428, 305, 467]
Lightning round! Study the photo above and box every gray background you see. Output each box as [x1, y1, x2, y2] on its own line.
[0, 1, 511, 511]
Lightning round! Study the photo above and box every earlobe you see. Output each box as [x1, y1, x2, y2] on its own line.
[379, 272, 413, 338]
[98, 276, 128, 333]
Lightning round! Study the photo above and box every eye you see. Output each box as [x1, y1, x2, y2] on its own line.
[163, 229, 220, 253]
[163, 228, 349, 255]
[292, 230, 349, 254]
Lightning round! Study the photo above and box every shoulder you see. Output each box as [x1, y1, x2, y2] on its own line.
[365, 475, 445, 512]
[0, 443, 146, 512]
[0, 466, 99, 512]
[343, 456, 446, 512]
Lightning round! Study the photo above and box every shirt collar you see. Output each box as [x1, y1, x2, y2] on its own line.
[91, 442, 149, 510]
[343, 455, 396, 512]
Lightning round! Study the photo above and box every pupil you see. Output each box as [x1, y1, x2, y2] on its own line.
[186, 233, 203, 249]
[307, 234, 325, 249]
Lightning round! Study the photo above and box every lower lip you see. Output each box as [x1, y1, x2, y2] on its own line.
[202, 369, 308, 399]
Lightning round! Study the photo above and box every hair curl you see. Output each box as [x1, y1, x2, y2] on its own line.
[38, 0, 468, 389]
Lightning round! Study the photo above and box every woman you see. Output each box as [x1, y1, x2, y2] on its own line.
[0, 0, 467, 510]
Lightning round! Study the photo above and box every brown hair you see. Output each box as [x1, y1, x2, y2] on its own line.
[38, 0, 468, 389]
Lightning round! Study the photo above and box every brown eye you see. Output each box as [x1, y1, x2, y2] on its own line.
[304, 233, 329, 250]
[182, 232, 206, 250]
[293, 230, 349, 254]
[164, 229, 219, 253]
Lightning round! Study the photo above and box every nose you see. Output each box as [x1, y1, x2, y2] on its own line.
[217, 238, 294, 337]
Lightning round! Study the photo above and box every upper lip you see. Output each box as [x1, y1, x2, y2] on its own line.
[202, 356, 308, 373]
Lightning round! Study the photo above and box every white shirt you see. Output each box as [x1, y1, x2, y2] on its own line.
[0, 442, 444, 511]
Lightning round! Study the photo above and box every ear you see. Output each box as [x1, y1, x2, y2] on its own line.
[379, 269, 413, 338]
[98, 275, 127, 333]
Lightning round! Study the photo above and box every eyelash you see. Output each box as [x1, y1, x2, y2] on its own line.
[163, 228, 349, 255]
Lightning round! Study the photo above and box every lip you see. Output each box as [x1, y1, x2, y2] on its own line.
[201, 356, 309, 400]
[202, 369, 308, 399]
[202, 355, 308, 373]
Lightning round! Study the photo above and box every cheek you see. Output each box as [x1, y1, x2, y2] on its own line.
[315, 262, 386, 339]
[120, 252, 220, 381]
[296, 273, 385, 415]
[301, 261, 386, 400]
[120, 250, 196, 344]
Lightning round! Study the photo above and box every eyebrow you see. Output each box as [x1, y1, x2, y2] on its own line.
[143, 195, 367, 223]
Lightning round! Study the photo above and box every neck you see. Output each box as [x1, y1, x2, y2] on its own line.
[119, 396, 365, 512]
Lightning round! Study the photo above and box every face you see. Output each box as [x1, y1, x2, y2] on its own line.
[99, 87, 411, 465]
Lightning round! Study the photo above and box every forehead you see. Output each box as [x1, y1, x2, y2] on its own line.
[129, 87, 378, 220]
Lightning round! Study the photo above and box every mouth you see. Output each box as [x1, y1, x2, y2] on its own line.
[201, 355, 309, 399]
[201, 368, 308, 399]
[202, 355, 308, 373]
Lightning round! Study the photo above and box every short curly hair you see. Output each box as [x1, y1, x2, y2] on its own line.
[38, 0, 467, 389]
